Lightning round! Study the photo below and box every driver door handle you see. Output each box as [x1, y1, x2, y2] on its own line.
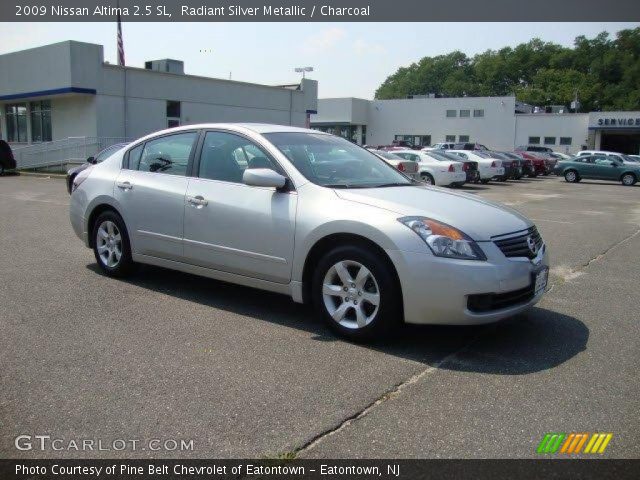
[187, 195, 208, 207]
[116, 181, 133, 190]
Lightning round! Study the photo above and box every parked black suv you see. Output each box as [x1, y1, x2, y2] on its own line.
[453, 142, 488, 151]
[515, 145, 554, 153]
[0, 140, 16, 175]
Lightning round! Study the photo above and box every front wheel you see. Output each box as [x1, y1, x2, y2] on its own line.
[564, 170, 579, 183]
[312, 245, 401, 341]
[92, 210, 134, 277]
[480, 178, 490, 184]
[421, 172, 435, 185]
[621, 173, 637, 186]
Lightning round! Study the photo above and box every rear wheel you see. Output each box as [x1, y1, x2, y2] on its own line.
[312, 245, 401, 342]
[621, 173, 637, 186]
[421, 172, 435, 185]
[480, 178, 490, 184]
[564, 170, 579, 183]
[92, 211, 134, 277]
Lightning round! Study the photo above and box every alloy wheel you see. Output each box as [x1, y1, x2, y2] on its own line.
[96, 220, 122, 268]
[622, 174, 634, 186]
[322, 260, 380, 329]
[421, 174, 434, 185]
[565, 171, 577, 182]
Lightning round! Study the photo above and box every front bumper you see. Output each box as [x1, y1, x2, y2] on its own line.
[386, 242, 549, 325]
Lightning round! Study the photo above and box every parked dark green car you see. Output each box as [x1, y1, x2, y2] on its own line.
[553, 155, 640, 186]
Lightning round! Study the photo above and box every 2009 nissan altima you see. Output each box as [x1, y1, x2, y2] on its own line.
[69, 124, 549, 341]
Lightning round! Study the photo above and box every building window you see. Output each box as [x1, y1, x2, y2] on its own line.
[166, 101, 181, 128]
[30, 100, 52, 142]
[560, 137, 572, 146]
[5, 103, 27, 142]
[460, 110, 470, 118]
[361, 125, 367, 145]
[446, 110, 457, 118]
[445, 135, 456, 142]
[473, 109, 484, 118]
[544, 137, 556, 145]
[528, 136, 541, 145]
[459, 135, 470, 142]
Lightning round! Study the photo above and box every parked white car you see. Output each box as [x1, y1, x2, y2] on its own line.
[448, 150, 504, 183]
[367, 149, 420, 181]
[576, 150, 638, 165]
[392, 149, 467, 186]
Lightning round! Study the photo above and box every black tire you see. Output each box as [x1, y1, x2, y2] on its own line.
[0, 165, 4, 176]
[311, 245, 402, 342]
[621, 173, 637, 186]
[564, 170, 579, 183]
[91, 210, 134, 278]
[480, 178, 490, 184]
[420, 172, 435, 185]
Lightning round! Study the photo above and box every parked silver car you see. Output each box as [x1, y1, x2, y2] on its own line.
[70, 124, 549, 341]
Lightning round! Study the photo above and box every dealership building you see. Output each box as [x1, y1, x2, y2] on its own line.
[0, 41, 317, 167]
[311, 96, 640, 154]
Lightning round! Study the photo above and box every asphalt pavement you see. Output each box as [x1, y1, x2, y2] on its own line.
[0, 173, 638, 459]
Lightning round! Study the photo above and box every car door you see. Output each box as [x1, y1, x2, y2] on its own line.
[182, 130, 297, 284]
[114, 130, 198, 261]
[591, 156, 616, 179]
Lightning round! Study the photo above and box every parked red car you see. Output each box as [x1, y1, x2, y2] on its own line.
[513, 151, 547, 177]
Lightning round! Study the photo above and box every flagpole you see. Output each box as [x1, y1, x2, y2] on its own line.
[117, 2, 127, 140]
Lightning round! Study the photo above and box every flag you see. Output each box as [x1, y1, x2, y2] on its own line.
[117, 7, 125, 66]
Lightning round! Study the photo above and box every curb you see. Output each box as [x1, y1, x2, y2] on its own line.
[17, 171, 66, 179]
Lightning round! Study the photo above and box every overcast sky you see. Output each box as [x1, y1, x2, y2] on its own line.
[1, 22, 638, 98]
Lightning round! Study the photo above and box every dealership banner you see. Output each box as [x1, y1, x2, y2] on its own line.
[2, 0, 640, 22]
[2, 459, 640, 479]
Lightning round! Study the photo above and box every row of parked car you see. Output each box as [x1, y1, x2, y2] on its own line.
[366, 141, 640, 188]
[366, 144, 560, 188]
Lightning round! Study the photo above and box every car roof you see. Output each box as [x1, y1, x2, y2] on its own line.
[131, 123, 325, 144]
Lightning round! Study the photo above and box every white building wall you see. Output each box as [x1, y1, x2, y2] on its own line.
[366, 96, 516, 149]
[514, 114, 589, 154]
[50, 95, 97, 140]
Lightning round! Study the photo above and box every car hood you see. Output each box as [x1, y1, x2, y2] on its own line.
[334, 185, 532, 241]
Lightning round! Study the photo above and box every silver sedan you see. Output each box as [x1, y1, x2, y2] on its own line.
[70, 124, 549, 341]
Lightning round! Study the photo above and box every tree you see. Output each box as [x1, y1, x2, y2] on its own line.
[374, 28, 640, 111]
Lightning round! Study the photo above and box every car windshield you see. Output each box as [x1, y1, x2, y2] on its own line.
[472, 151, 492, 158]
[622, 155, 639, 163]
[264, 132, 412, 188]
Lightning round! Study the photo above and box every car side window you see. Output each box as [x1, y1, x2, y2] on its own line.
[199, 131, 282, 183]
[127, 144, 144, 169]
[135, 132, 197, 176]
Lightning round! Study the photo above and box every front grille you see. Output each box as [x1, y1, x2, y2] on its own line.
[493, 226, 543, 259]
[467, 283, 535, 313]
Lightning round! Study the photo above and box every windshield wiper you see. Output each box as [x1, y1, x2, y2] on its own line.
[372, 182, 414, 188]
[323, 184, 373, 189]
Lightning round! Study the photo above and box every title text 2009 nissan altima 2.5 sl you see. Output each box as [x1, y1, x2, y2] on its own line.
[69, 124, 549, 341]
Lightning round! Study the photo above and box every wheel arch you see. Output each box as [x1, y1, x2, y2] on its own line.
[86, 202, 125, 248]
[620, 171, 637, 182]
[300, 232, 403, 309]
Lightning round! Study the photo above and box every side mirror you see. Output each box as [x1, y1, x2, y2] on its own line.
[243, 168, 287, 189]
[86, 156, 96, 164]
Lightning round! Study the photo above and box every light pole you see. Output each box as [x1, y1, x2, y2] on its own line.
[294, 66, 314, 79]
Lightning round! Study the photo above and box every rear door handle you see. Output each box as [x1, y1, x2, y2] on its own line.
[116, 181, 133, 190]
[187, 195, 208, 207]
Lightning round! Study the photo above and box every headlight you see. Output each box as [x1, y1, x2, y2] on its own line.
[398, 216, 486, 260]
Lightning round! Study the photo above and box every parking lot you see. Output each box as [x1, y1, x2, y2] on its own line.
[1, 173, 639, 459]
